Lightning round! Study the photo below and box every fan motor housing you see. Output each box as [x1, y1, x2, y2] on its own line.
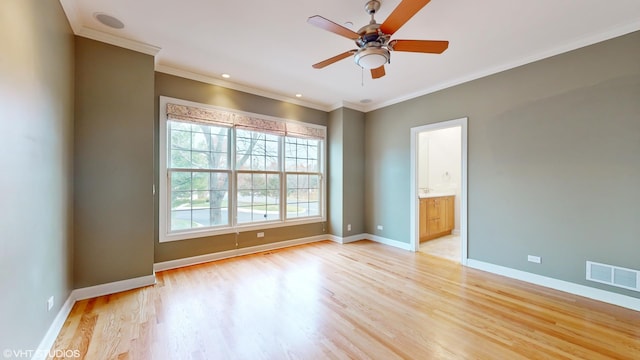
[356, 23, 388, 47]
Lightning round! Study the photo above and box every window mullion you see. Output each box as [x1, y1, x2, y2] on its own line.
[280, 136, 285, 222]
[230, 126, 237, 228]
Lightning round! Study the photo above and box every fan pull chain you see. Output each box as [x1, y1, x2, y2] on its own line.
[361, 67, 364, 86]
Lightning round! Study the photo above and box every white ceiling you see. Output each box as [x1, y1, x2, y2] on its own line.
[60, 0, 640, 112]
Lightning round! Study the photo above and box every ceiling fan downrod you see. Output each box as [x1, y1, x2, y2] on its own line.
[365, 0, 381, 21]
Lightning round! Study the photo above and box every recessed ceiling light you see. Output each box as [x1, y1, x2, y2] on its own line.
[295, 94, 302, 98]
[344, 21, 354, 28]
[221, 73, 231, 79]
[94, 13, 124, 29]
[360, 99, 372, 104]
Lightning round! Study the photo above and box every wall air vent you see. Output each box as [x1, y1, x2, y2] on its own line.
[586, 261, 640, 292]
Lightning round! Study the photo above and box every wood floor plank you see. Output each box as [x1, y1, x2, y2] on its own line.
[49, 240, 640, 359]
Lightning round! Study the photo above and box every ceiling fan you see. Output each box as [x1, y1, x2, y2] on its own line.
[308, 0, 448, 79]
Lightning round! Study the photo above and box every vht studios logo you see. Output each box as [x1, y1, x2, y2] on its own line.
[3, 349, 80, 358]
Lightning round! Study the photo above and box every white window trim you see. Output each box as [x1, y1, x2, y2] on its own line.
[159, 96, 326, 243]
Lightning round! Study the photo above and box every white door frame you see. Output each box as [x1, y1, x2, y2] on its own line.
[409, 117, 468, 265]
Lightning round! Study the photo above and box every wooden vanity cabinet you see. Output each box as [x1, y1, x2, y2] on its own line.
[419, 195, 454, 242]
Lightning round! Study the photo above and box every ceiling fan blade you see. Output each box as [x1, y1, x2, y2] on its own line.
[312, 50, 356, 69]
[380, 0, 432, 35]
[389, 39, 449, 53]
[371, 66, 386, 79]
[307, 15, 359, 40]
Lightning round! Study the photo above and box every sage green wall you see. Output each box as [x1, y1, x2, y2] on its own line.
[328, 109, 344, 236]
[366, 30, 640, 298]
[327, 107, 365, 238]
[74, 38, 155, 287]
[154, 72, 329, 262]
[0, 0, 74, 351]
[342, 108, 365, 235]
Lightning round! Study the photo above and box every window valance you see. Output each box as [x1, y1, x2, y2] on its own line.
[285, 122, 326, 140]
[166, 103, 234, 127]
[166, 103, 325, 140]
[233, 114, 286, 136]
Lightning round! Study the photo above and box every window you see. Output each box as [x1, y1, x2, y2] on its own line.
[167, 121, 231, 232]
[285, 137, 322, 219]
[159, 97, 326, 242]
[236, 129, 281, 224]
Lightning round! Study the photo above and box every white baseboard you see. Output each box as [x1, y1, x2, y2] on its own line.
[154, 233, 413, 273]
[33, 235, 327, 359]
[365, 233, 413, 251]
[467, 259, 640, 312]
[33, 233, 411, 359]
[71, 274, 157, 301]
[154, 235, 329, 272]
[32, 273, 156, 360]
[329, 233, 412, 251]
[330, 233, 412, 251]
[32, 293, 76, 360]
[329, 233, 367, 244]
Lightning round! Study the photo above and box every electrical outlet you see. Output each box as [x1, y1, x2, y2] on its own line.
[377, 225, 383, 230]
[347, 224, 351, 231]
[47, 296, 54, 311]
[528, 255, 541, 264]
[257, 232, 264, 238]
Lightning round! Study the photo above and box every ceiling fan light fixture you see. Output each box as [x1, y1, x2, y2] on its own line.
[308, 0, 447, 78]
[354, 47, 389, 69]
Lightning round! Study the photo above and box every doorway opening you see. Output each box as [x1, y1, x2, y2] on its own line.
[409, 118, 468, 265]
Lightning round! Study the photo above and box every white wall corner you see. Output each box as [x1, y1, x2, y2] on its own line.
[467, 259, 640, 312]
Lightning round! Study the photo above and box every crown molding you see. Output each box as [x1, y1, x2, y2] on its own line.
[155, 64, 331, 112]
[367, 20, 640, 112]
[317, 101, 369, 113]
[62, 0, 640, 114]
[76, 27, 161, 56]
[60, 1, 328, 111]
[325, 100, 369, 113]
[60, 0, 160, 56]
[340, 101, 369, 113]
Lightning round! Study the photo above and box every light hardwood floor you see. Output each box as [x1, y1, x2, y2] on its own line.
[50, 240, 639, 359]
